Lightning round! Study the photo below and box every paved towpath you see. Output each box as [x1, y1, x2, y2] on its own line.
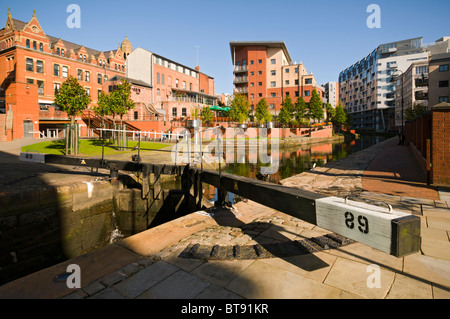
[0, 137, 449, 300]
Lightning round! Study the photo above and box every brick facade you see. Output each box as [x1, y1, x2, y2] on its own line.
[0, 9, 127, 141]
[431, 103, 450, 186]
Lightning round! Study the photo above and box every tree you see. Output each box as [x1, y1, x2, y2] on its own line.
[325, 103, 335, 123]
[308, 89, 324, 123]
[201, 105, 213, 123]
[254, 98, 272, 124]
[294, 96, 308, 124]
[110, 79, 135, 125]
[278, 95, 294, 127]
[94, 90, 112, 133]
[333, 102, 347, 132]
[229, 94, 249, 123]
[54, 75, 91, 155]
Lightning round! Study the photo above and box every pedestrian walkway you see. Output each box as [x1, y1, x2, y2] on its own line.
[0, 137, 449, 299]
[362, 138, 438, 200]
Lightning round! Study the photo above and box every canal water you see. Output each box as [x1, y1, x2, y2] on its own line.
[201, 135, 387, 201]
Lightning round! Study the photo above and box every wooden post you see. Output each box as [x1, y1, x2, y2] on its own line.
[426, 139, 431, 186]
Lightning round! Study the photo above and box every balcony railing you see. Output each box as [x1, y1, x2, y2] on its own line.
[233, 76, 248, 84]
[234, 87, 248, 94]
[233, 65, 248, 73]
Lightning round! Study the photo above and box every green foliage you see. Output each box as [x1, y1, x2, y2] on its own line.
[294, 96, 308, 122]
[201, 106, 213, 123]
[308, 89, 324, 122]
[254, 98, 272, 124]
[405, 103, 426, 121]
[333, 102, 347, 125]
[278, 96, 294, 127]
[229, 94, 249, 123]
[325, 103, 335, 122]
[54, 75, 91, 118]
[110, 79, 135, 121]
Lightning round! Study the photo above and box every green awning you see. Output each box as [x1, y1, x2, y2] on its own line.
[209, 105, 230, 112]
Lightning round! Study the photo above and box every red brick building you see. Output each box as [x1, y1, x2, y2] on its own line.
[0, 9, 127, 141]
[230, 41, 325, 117]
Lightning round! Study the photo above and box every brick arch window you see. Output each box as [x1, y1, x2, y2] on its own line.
[33, 41, 37, 50]
[61, 49, 65, 56]
[39, 43, 43, 51]
[56, 48, 60, 55]
[26, 39, 30, 48]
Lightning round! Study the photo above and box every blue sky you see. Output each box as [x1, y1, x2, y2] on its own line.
[4, 0, 450, 95]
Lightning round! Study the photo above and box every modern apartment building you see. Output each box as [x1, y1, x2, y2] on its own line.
[428, 52, 450, 107]
[0, 9, 128, 141]
[394, 61, 429, 128]
[229, 41, 324, 116]
[339, 37, 450, 132]
[126, 47, 217, 122]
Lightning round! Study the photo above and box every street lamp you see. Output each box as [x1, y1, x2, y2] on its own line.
[390, 69, 404, 143]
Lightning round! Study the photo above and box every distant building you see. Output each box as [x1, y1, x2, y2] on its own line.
[428, 52, 450, 107]
[339, 37, 450, 132]
[126, 47, 217, 122]
[229, 41, 325, 116]
[322, 82, 339, 107]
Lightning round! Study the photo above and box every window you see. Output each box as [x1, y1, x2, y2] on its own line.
[175, 79, 179, 88]
[182, 108, 187, 117]
[183, 81, 186, 89]
[305, 90, 311, 97]
[33, 41, 37, 50]
[85, 88, 90, 96]
[271, 59, 276, 64]
[98, 90, 102, 99]
[258, 71, 262, 75]
[270, 81, 276, 87]
[39, 43, 43, 51]
[26, 78, 34, 84]
[270, 93, 276, 98]
[77, 69, 83, 81]
[189, 83, 192, 91]
[285, 80, 289, 85]
[61, 49, 65, 56]
[271, 70, 276, 76]
[258, 93, 262, 97]
[83, 55, 87, 63]
[250, 71, 254, 76]
[258, 82, 262, 86]
[54, 64, 60, 76]
[26, 58, 34, 71]
[97, 74, 102, 84]
[269, 104, 275, 109]
[54, 83, 60, 95]
[285, 68, 290, 73]
[439, 96, 449, 103]
[295, 68, 299, 73]
[62, 66, 68, 78]
[439, 80, 449, 87]
[36, 60, 43, 73]
[305, 78, 312, 84]
[161, 74, 165, 85]
[172, 108, 177, 117]
[85, 71, 90, 82]
[250, 60, 254, 65]
[157, 73, 160, 84]
[295, 79, 299, 85]
[295, 91, 299, 97]
[104, 75, 108, 82]
[56, 48, 60, 56]
[250, 82, 254, 87]
[37, 80, 44, 95]
[26, 39, 30, 48]
[258, 59, 262, 64]
[416, 66, 428, 74]
[439, 64, 449, 72]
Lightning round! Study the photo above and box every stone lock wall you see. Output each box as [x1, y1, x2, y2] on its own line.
[0, 180, 115, 285]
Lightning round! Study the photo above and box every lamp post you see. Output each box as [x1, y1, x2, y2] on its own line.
[391, 69, 404, 144]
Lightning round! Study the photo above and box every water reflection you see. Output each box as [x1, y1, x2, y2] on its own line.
[202, 135, 386, 201]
